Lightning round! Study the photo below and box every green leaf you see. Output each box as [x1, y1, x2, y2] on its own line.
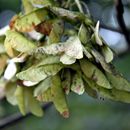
[25, 88, 43, 117]
[48, 19, 64, 44]
[5, 30, 37, 53]
[29, 0, 55, 6]
[91, 49, 114, 73]
[0, 55, 8, 75]
[83, 79, 98, 98]
[4, 37, 18, 58]
[111, 89, 130, 103]
[35, 36, 83, 61]
[34, 77, 52, 97]
[78, 24, 89, 44]
[71, 73, 85, 95]
[5, 82, 17, 105]
[102, 45, 113, 63]
[16, 64, 63, 82]
[80, 59, 111, 89]
[36, 55, 61, 67]
[14, 8, 48, 32]
[22, 0, 34, 14]
[94, 21, 103, 46]
[49, 7, 86, 24]
[15, 86, 26, 115]
[82, 46, 93, 59]
[83, 74, 130, 103]
[0, 35, 6, 54]
[61, 69, 71, 95]
[60, 54, 76, 65]
[106, 72, 130, 92]
[37, 87, 52, 102]
[64, 36, 83, 59]
[51, 75, 69, 118]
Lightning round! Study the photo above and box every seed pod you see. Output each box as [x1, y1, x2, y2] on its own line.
[80, 59, 111, 89]
[71, 72, 85, 95]
[51, 74, 69, 118]
[105, 72, 130, 92]
[25, 87, 43, 117]
[61, 69, 71, 95]
[15, 86, 26, 115]
[5, 30, 37, 54]
[78, 24, 89, 44]
[102, 45, 113, 63]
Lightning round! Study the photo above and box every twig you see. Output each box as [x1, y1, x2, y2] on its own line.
[0, 103, 52, 129]
[75, 0, 84, 13]
[115, 0, 130, 49]
[100, 24, 123, 34]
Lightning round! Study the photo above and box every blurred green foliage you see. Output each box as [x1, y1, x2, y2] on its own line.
[0, 0, 21, 13]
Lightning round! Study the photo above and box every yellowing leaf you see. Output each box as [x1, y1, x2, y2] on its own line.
[5, 30, 37, 53]
[22, 0, 34, 14]
[14, 8, 48, 32]
[29, 0, 55, 7]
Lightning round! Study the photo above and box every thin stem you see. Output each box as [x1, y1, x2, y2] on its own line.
[75, 0, 84, 13]
[81, 1, 90, 16]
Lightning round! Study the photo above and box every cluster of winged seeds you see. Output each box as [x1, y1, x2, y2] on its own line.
[0, 0, 130, 118]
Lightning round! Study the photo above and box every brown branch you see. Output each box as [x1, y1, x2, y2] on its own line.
[0, 103, 52, 129]
[115, 0, 130, 49]
[100, 24, 123, 34]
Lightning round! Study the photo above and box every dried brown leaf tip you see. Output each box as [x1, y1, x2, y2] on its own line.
[62, 111, 69, 118]
[35, 21, 53, 35]
[9, 15, 19, 30]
